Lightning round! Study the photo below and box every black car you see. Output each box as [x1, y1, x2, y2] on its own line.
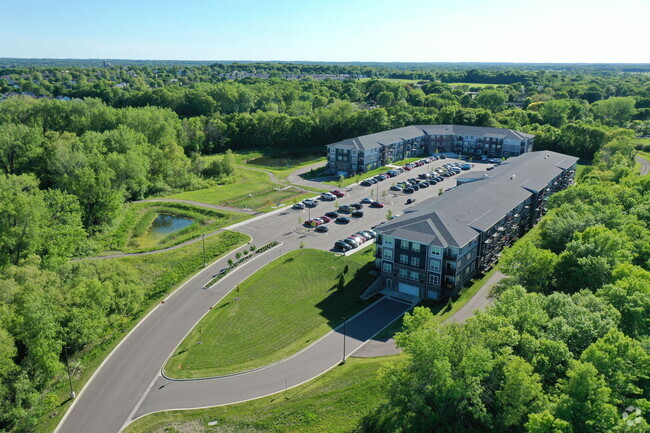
[351, 210, 364, 218]
[334, 240, 352, 251]
[439, 154, 447, 159]
[335, 216, 350, 224]
[338, 205, 351, 213]
[343, 238, 359, 248]
[418, 173, 430, 179]
[315, 225, 329, 233]
[428, 179, 438, 185]
[434, 176, 444, 182]
[418, 182, 429, 188]
[325, 211, 339, 218]
[390, 185, 402, 192]
[360, 180, 372, 186]
[350, 203, 363, 210]
[412, 184, 420, 191]
[360, 230, 376, 239]
[404, 187, 414, 194]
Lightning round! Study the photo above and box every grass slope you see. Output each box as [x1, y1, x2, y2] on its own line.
[125, 356, 395, 433]
[165, 247, 377, 379]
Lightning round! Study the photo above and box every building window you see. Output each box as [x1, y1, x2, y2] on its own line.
[400, 254, 408, 264]
[430, 246, 442, 257]
[382, 262, 392, 273]
[383, 249, 393, 260]
[411, 243, 420, 253]
[399, 268, 408, 278]
[466, 252, 472, 261]
[383, 236, 393, 246]
[385, 279, 392, 289]
[411, 257, 420, 267]
[429, 260, 440, 272]
[401, 240, 410, 249]
[410, 271, 419, 281]
[428, 274, 439, 285]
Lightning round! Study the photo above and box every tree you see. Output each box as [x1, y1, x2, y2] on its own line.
[386, 209, 393, 221]
[475, 89, 507, 111]
[553, 361, 619, 433]
[555, 225, 633, 292]
[337, 273, 345, 291]
[592, 97, 636, 126]
[299, 241, 306, 250]
[0, 123, 43, 175]
[338, 174, 344, 189]
[499, 240, 558, 294]
[495, 356, 544, 430]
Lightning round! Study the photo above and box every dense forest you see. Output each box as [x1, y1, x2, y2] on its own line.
[0, 63, 648, 431]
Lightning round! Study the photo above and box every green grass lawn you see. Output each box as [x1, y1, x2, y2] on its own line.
[448, 82, 500, 88]
[357, 77, 424, 84]
[36, 231, 250, 433]
[165, 170, 277, 206]
[204, 150, 327, 181]
[125, 356, 395, 433]
[165, 247, 377, 379]
[92, 202, 249, 254]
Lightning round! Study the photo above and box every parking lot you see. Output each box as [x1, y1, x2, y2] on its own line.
[280, 155, 493, 254]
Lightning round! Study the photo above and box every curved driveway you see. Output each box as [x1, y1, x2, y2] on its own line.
[637, 154, 650, 176]
[55, 157, 491, 433]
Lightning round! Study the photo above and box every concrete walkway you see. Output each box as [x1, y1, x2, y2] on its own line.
[286, 161, 334, 189]
[352, 271, 505, 358]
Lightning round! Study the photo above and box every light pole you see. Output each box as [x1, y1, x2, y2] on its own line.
[63, 347, 75, 400]
[342, 319, 347, 364]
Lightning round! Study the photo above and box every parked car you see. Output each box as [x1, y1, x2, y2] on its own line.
[403, 165, 412, 171]
[315, 225, 329, 233]
[319, 216, 331, 223]
[321, 192, 336, 200]
[418, 182, 430, 188]
[360, 180, 372, 187]
[303, 199, 318, 207]
[461, 163, 472, 170]
[334, 240, 352, 251]
[343, 238, 359, 248]
[331, 190, 345, 197]
[361, 229, 377, 239]
[351, 210, 364, 218]
[325, 211, 339, 218]
[303, 219, 320, 227]
[418, 173, 430, 179]
[350, 203, 363, 210]
[335, 216, 350, 224]
[439, 154, 447, 159]
[404, 187, 414, 194]
[486, 165, 495, 171]
[370, 201, 384, 208]
[292, 202, 305, 210]
[350, 233, 366, 243]
[360, 197, 373, 204]
[412, 184, 420, 191]
[406, 198, 416, 204]
[390, 185, 403, 192]
[338, 205, 351, 213]
[428, 179, 438, 185]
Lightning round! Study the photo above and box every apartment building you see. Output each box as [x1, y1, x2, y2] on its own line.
[326, 124, 534, 176]
[373, 151, 578, 301]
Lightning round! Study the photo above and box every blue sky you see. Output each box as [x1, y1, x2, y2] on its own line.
[2, 0, 648, 62]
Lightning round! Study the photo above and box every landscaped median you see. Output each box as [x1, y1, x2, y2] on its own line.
[164, 246, 378, 379]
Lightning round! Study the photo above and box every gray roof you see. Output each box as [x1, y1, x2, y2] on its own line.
[326, 124, 534, 151]
[376, 151, 578, 248]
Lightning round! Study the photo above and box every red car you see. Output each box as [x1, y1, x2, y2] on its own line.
[370, 202, 384, 208]
[403, 166, 412, 171]
[331, 189, 345, 197]
[304, 219, 322, 227]
[319, 216, 331, 223]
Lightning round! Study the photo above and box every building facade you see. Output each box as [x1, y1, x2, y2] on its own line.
[373, 151, 578, 301]
[326, 124, 534, 176]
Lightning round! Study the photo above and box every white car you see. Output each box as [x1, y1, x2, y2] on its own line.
[303, 199, 319, 207]
[321, 192, 336, 200]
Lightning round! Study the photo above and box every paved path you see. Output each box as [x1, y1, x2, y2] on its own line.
[353, 271, 505, 357]
[286, 161, 334, 190]
[637, 154, 650, 176]
[56, 157, 490, 433]
[135, 198, 259, 215]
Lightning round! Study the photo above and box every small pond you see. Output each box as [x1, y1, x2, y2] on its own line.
[149, 213, 194, 236]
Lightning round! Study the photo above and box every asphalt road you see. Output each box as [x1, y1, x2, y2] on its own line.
[55, 157, 491, 433]
[637, 154, 649, 176]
